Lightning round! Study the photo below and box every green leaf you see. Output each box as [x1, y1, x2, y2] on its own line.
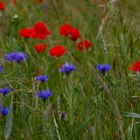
[4, 106, 13, 140]
[121, 112, 140, 118]
[4, 95, 13, 140]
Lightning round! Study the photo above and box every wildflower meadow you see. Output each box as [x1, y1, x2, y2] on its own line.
[0, 0, 140, 139]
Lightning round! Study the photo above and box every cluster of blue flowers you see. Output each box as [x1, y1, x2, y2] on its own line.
[1, 50, 112, 117]
[0, 87, 11, 116]
[0, 104, 10, 116]
[59, 63, 76, 75]
[96, 64, 111, 73]
[0, 52, 27, 116]
[0, 49, 113, 122]
[35, 63, 76, 102]
[37, 90, 52, 102]
[35, 74, 49, 83]
[3, 52, 27, 63]
[0, 87, 11, 96]
[35, 74, 52, 102]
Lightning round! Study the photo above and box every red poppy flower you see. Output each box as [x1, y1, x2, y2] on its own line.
[32, 21, 51, 40]
[69, 27, 80, 41]
[59, 24, 71, 37]
[129, 61, 140, 72]
[59, 24, 80, 41]
[34, 44, 47, 53]
[77, 40, 91, 51]
[0, 2, 5, 10]
[19, 21, 51, 40]
[49, 46, 66, 58]
[19, 28, 35, 38]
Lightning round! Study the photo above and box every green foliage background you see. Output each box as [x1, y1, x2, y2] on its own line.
[0, 0, 140, 139]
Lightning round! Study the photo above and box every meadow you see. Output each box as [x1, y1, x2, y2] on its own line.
[0, 0, 140, 139]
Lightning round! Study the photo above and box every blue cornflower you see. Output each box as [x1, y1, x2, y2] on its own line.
[59, 63, 76, 75]
[0, 104, 10, 116]
[96, 64, 111, 73]
[3, 52, 27, 63]
[37, 90, 52, 102]
[0, 87, 11, 96]
[35, 74, 49, 83]
[0, 88, 2, 93]
[0, 65, 3, 73]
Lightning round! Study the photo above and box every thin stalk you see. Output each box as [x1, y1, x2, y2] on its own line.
[53, 113, 61, 140]
[17, 64, 26, 138]
[17, 64, 24, 110]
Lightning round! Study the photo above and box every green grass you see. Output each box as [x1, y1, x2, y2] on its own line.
[0, 0, 140, 139]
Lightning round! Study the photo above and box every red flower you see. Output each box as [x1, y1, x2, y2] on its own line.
[69, 27, 80, 41]
[59, 24, 71, 37]
[59, 24, 80, 41]
[0, 2, 5, 10]
[32, 21, 51, 40]
[129, 61, 140, 72]
[34, 44, 47, 53]
[19, 21, 51, 40]
[77, 40, 91, 51]
[19, 28, 35, 38]
[49, 46, 66, 57]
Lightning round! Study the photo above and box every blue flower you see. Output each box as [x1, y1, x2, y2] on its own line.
[3, 52, 27, 63]
[0, 65, 3, 73]
[96, 64, 111, 73]
[0, 104, 10, 116]
[0, 87, 11, 96]
[35, 74, 49, 83]
[0, 88, 3, 93]
[1, 107, 10, 116]
[59, 63, 76, 75]
[37, 90, 52, 101]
